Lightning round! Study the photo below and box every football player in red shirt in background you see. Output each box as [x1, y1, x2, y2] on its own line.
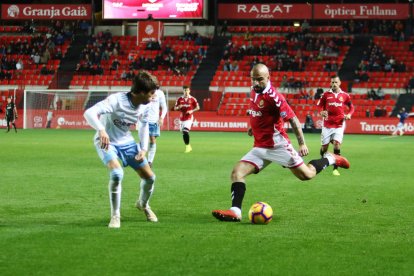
[317, 75, 354, 176]
[174, 85, 200, 153]
[212, 64, 350, 222]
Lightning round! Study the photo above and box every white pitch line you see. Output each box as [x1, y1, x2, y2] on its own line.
[380, 136, 399, 139]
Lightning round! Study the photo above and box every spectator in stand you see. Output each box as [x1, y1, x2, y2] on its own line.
[376, 86, 384, 100]
[110, 59, 120, 72]
[353, 70, 361, 83]
[301, 20, 310, 34]
[41, 49, 51, 64]
[244, 31, 252, 41]
[192, 54, 200, 66]
[120, 70, 128, 81]
[309, 89, 315, 100]
[330, 61, 339, 72]
[360, 71, 369, 82]
[31, 52, 41, 66]
[126, 70, 135, 81]
[223, 59, 232, 71]
[40, 64, 50, 75]
[368, 87, 377, 100]
[374, 106, 385, 117]
[384, 60, 393, 72]
[95, 64, 104, 75]
[15, 59, 23, 71]
[54, 48, 63, 60]
[230, 60, 239, 71]
[323, 61, 332, 72]
[300, 89, 310, 100]
[280, 75, 289, 92]
[395, 61, 406, 72]
[146, 40, 161, 50]
[304, 112, 315, 130]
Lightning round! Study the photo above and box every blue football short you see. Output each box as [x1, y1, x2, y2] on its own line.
[149, 122, 161, 137]
[95, 140, 148, 170]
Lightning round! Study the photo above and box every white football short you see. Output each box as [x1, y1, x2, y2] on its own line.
[321, 124, 345, 145]
[241, 136, 304, 173]
[396, 122, 405, 131]
[180, 119, 193, 131]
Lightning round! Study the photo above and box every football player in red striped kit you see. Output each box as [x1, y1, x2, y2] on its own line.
[174, 86, 200, 153]
[212, 64, 350, 222]
[317, 75, 354, 176]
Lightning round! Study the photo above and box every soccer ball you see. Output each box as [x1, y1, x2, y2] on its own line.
[248, 202, 273, 224]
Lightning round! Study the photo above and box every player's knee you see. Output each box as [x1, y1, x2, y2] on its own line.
[110, 168, 124, 182]
[299, 173, 314, 181]
[144, 174, 156, 185]
[231, 168, 245, 182]
[293, 165, 316, 181]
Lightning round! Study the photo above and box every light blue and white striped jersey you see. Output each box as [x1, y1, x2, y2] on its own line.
[84, 92, 150, 149]
[147, 89, 167, 123]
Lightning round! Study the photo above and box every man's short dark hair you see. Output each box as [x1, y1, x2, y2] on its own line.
[183, 85, 189, 90]
[131, 70, 158, 94]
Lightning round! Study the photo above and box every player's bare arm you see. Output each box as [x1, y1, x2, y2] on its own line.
[289, 116, 309, 157]
[247, 127, 253, 136]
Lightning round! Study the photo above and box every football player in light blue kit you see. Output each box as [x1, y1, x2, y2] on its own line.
[138, 86, 167, 167]
[84, 71, 159, 228]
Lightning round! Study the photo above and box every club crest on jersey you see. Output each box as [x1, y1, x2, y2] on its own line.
[339, 96, 344, 102]
[258, 100, 265, 108]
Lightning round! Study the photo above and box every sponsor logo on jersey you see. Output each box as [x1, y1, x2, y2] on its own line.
[328, 102, 343, 107]
[113, 119, 135, 128]
[247, 109, 262, 117]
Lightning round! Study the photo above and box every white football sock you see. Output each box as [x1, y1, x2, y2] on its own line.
[109, 180, 122, 217]
[139, 175, 155, 208]
[323, 153, 336, 166]
[148, 143, 156, 163]
[109, 168, 123, 217]
[230, 207, 242, 217]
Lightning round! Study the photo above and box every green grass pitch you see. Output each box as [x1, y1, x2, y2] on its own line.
[1, 130, 413, 275]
